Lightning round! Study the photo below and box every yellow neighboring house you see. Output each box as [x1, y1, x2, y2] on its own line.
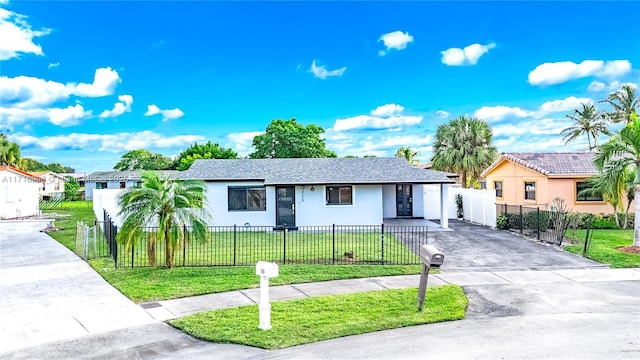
[481, 152, 633, 214]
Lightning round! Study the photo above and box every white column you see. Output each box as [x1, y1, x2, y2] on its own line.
[440, 184, 449, 229]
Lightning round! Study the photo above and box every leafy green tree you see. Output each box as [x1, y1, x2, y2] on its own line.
[594, 111, 640, 246]
[601, 84, 640, 124]
[117, 171, 212, 268]
[64, 176, 80, 201]
[114, 149, 174, 171]
[395, 146, 420, 166]
[174, 141, 237, 170]
[561, 103, 609, 151]
[0, 133, 21, 167]
[430, 116, 497, 188]
[46, 162, 69, 174]
[249, 118, 337, 159]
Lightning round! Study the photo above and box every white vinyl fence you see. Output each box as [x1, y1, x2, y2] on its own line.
[93, 189, 125, 226]
[424, 186, 497, 228]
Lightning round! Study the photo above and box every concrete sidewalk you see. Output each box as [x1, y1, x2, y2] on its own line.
[141, 267, 640, 321]
[0, 221, 157, 355]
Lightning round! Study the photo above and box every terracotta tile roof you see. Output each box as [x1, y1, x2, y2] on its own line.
[481, 152, 599, 177]
[0, 165, 45, 182]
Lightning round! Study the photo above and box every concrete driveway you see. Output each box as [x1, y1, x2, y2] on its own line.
[430, 220, 604, 272]
[0, 220, 157, 355]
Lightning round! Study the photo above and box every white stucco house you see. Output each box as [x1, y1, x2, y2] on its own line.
[29, 171, 67, 199]
[179, 157, 456, 229]
[0, 165, 43, 219]
[84, 170, 180, 200]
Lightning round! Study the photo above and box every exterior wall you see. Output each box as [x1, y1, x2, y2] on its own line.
[40, 173, 66, 197]
[295, 184, 383, 226]
[85, 180, 138, 200]
[382, 184, 396, 218]
[485, 161, 550, 208]
[93, 189, 126, 226]
[412, 184, 425, 218]
[547, 178, 634, 214]
[205, 181, 276, 227]
[0, 169, 41, 219]
[424, 185, 497, 227]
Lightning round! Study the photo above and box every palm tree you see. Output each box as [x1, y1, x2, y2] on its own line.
[600, 84, 640, 124]
[117, 171, 212, 268]
[561, 103, 609, 151]
[431, 115, 497, 188]
[594, 111, 640, 246]
[0, 133, 21, 167]
[395, 146, 420, 166]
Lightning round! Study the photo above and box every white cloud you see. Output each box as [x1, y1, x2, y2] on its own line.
[334, 114, 423, 132]
[0, 7, 51, 61]
[371, 104, 404, 117]
[12, 130, 204, 152]
[441, 42, 496, 66]
[47, 104, 92, 127]
[528, 60, 632, 86]
[308, 60, 346, 79]
[474, 96, 593, 122]
[227, 131, 263, 155]
[144, 104, 184, 121]
[378, 30, 414, 56]
[72, 67, 121, 97]
[492, 118, 571, 137]
[100, 94, 133, 118]
[587, 80, 637, 93]
[434, 110, 450, 119]
[48, 62, 59, 69]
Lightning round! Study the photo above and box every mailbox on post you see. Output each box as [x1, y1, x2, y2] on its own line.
[417, 245, 445, 312]
[256, 261, 279, 330]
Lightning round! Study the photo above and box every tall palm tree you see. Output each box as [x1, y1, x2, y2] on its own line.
[561, 103, 609, 151]
[394, 146, 420, 166]
[0, 133, 21, 167]
[117, 171, 212, 268]
[431, 115, 497, 188]
[600, 84, 640, 124]
[594, 111, 640, 246]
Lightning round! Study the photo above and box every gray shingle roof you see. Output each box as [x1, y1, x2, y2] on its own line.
[181, 157, 456, 185]
[482, 152, 599, 177]
[83, 170, 180, 182]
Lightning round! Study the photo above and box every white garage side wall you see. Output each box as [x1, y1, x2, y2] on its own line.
[424, 185, 497, 227]
[295, 185, 383, 226]
[0, 173, 41, 219]
[412, 184, 425, 218]
[93, 189, 126, 226]
[382, 184, 396, 218]
[205, 182, 276, 226]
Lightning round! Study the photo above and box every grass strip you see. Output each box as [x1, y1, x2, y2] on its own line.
[565, 229, 640, 268]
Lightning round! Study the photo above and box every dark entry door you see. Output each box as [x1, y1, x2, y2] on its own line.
[276, 186, 296, 227]
[396, 184, 413, 217]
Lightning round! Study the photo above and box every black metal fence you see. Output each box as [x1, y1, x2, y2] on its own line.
[496, 204, 569, 246]
[102, 209, 119, 263]
[98, 219, 428, 268]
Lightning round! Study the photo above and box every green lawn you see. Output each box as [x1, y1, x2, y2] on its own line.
[170, 285, 467, 350]
[42, 201, 95, 252]
[565, 229, 640, 268]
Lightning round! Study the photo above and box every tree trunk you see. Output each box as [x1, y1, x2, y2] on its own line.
[461, 171, 467, 189]
[635, 186, 640, 247]
[147, 233, 157, 267]
[165, 227, 173, 268]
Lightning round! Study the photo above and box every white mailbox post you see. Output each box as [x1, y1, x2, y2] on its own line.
[255, 261, 279, 330]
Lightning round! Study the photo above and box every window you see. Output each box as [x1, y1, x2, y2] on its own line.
[96, 182, 107, 189]
[494, 181, 503, 198]
[576, 181, 603, 201]
[228, 186, 266, 211]
[479, 181, 487, 190]
[119, 182, 126, 189]
[326, 186, 353, 205]
[524, 181, 536, 201]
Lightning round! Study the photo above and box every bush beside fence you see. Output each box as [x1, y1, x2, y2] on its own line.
[496, 204, 569, 246]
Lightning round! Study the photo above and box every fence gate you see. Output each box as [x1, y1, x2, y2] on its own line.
[75, 221, 97, 260]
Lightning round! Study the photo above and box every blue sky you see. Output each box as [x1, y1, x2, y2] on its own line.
[1, 1, 639, 174]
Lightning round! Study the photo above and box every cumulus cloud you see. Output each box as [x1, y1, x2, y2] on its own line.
[144, 104, 185, 121]
[227, 131, 263, 155]
[48, 104, 92, 127]
[333, 103, 423, 132]
[371, 104, 404, 117]
[441, 42, 496, 66]
[474, 96, 593, 122]
[434, 110, 450, 119]
[378, 30, 414, 56]
[72, 67, 121, 97]
[308, 60, 346, 79]
[100, 94, 133, 118]
[587, 80, 637, 93]
[528, 60, 632, 86]
[12, 130, 204, 152]
[0, 7, 51, 60]
[0, 104, 92, 128]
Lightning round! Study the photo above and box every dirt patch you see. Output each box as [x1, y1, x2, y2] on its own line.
[618, 246, 640, 254]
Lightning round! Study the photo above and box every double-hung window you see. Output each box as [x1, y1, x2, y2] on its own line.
[524, 181, 536, 201]
[494, 181, 503, 198]
[326, 186, 353, 205]
[228, 186, 266, 211]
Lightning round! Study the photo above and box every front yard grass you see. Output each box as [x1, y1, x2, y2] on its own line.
[90, 257, 421, 303]
[565, 229, 640, 268]
[42, 201, 95, 251]
[169, 285, 467, 350]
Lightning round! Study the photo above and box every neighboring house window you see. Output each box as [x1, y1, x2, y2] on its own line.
[228, 186, 266, 211]
[479, 181, 487, 190]
[494, 181, 503, 198]
[96, 182, 107, 189]
[326, 185, 353, 205]
[120, 182, 126, 189]
[524, 181, 536, 201]
[134, 181, 142, 188]
[576, 181, 603, 201]
[54, 182, 60, 191]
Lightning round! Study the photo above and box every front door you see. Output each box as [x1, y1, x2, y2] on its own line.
[396, 184, 413, 217]
[276, 186, 296, 227]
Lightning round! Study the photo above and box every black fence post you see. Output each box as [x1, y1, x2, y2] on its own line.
[283, 228, 287, 263]
[583, 217, 592, 256]
[183, 224, 187, 267]
[332, 224, 336, 264]
[381, 223, 385, 265]
[131, 242, 134, 269]
[537, 207, 541, 241]
[519, 205, 523, 234]
[233, 224, 237, 266]
[113, 225, 118, 269]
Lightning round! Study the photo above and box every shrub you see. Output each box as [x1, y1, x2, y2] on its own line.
[455, 194, 463, 218]
[496, 213, 509, 230]
[524, 210, 551, 231]
[590, 215, 619, 229]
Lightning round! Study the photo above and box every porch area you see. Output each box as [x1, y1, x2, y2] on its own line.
[383, 218, 452, 232]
